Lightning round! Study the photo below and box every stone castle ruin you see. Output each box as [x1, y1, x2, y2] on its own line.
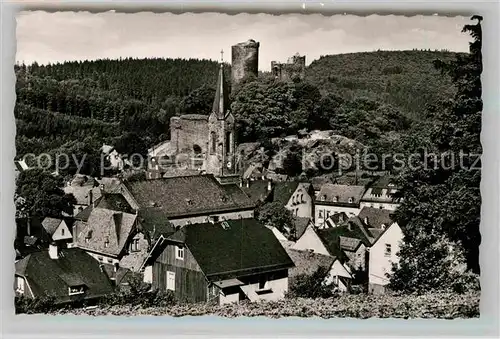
[271, 53, 306, 82]
[231, 39, 260, 92]
[148, 40, 308, 182]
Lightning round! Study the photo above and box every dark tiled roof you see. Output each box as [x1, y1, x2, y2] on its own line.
[311, 176, 334, 191]
[167, 218, 295, 281]
[317, 220, 371, 258]
[75, 208, 137, 257]
[292, 216, 311, 239]
[41, 217, 62, 236]
[15, 248, 114, 304]
[325, 212, 349, 228]
[125, 175, 254, 219]
[285, 248, 335, 282]
[272, 181, 300, 206]
[96, 194, 134, 214]
[240, 180, 272, 204]
[316, 184, 366, 205]
[74, 204, 94, 222]
[358, 207, 394, 229]
[137, 208, 175, 241]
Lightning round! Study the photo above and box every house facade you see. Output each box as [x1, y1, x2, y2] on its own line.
[41, 217, 73, 245]
[273, 182, 314, 218]
[314, 184, 366, 227]
[15, 245, 115, 304]
[125, 174, 255, 228]
[360, 176, 401, 211]
[368, 222, 403, 294]
[147, 218, 295, 305]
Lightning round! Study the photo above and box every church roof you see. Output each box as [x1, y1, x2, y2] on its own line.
[212, 63, 230, 119]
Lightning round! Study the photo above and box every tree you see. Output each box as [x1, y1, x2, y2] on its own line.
[15, 168, 76, 218]
[255, 201, 294, 235]
[390, 16, 483, 292]
[288, 266, 336, 299]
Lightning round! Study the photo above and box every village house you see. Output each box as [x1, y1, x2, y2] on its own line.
[272, 181, 314, 219]
[73, 200, 150, 272]
[314, 184, 367, 227]
[14, 245, 115, 305]
[239, 179, 274, 206]
[41, 217, 74, 246]
[361, 208, 403, 294]
[141, 218, 295, 305]
[286, 248, 353, 292]
[63, 174, 102, 216]
[360, 176, 401, 211]
[101, 144, 127, 171]
[125, 174, 255, 227]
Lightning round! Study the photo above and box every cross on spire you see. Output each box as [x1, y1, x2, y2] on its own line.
[220, 49, 224, 63]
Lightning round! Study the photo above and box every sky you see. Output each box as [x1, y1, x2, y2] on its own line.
[16, 11, 472, 71]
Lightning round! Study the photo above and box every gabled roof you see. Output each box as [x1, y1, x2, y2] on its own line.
[292, 216, 311, 239]
[358, 207, 394, 229]
[285, 248, 336, 282]
[324, 212, 349, 228]
[75, 208, 137, 257]
[240, 180, 272, 204]
[166, 218, 295, 281]
[125, 175, 254, 219]
[41, 217, 62, 236]
[137, 208, 175, 241]
[64, 185, 101, 206]
[96, 193, 134, 214]
[316, 184, 366, 205]
[272, 181, 300, 206]
[317, 220, 371, 257]
[15, 248, 114, 304]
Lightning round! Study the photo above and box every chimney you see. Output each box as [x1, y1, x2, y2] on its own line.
[27, 218, 31, 236]
[72, 224, 77, 244]
[267, 180, 272, 192]
[99, 183, 105, 192]
[347, 222, 352, 231]
[48, 243, 59, 259]
[239, 180, 243, 187]
[88, 189, 93, 206]
[363, 217, 369, 225]
[246, 180, 250, 188]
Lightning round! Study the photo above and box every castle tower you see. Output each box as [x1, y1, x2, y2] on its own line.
[231, 39, 259, 92]
[205, 57, 240, 185]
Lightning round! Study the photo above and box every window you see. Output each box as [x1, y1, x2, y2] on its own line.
[68, 285, 85, 295]
[107, 258, 113, 264]
[130, 238, 140, 252]
[319, 210, 323, 218]
[175, 246, 185, 260]
[300, 194, 304, 203]
[166, 271, 176, 291]
[385, 244, 392, 257]
[16, 277, 25, 294]
[97, 256, 103, 261]
[104, 237, 109, 248]
[326, 211, 331, 218]
[225, 132, 232, 154]
[210, 131, 216, 154]
[348, 197, 354, 203]
[61, 228, 65, 236]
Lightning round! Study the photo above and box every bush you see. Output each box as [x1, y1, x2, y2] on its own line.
[287, 266, 337, 299]
[15, 295, 58, 314]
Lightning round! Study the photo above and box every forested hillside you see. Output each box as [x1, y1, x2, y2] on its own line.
[14, 50, 461, 166]
[306, 50, 461, 118]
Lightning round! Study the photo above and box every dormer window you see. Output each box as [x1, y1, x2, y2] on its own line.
[104, 237, 109, 248]
[85, 230, 93, 243]
[321, 195, 327, 201]
[185, 198, 193, 206]
[332, 196, 338, 202]
[130, 238, 140, 252]
[348, 197, 354, 203]
[68, 285, 85, 295]
[175, 246, 185, 260]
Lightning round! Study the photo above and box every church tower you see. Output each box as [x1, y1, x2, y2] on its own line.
[205, 53, 240, 185]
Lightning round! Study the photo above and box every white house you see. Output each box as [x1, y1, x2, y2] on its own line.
[314, 184, 366, 227]
[368, 222, 404, 294]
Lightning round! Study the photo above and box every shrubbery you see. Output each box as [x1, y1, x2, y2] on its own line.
[49, 292, 480, 319]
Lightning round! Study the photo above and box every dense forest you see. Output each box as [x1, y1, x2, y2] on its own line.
[15, 49, 462, 172]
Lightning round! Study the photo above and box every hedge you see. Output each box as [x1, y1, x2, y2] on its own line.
[47, 291, 479, 319]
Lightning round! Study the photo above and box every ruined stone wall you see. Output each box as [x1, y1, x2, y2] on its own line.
[271, 54, 306, 82]
[231, 39, 260, 91]
[170, 115, 209, 155]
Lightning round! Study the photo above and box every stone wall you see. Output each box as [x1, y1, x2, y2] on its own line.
[170, 114, 209, 156]
[271, 54, 306, 82]
[231, 39, 259, 91]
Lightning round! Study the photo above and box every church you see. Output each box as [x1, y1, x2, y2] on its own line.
[148, 53, 240, 185]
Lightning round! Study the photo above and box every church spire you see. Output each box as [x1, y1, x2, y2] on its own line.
[212, 56, 229, 120]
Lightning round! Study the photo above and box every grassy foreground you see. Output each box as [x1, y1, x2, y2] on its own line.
[50, 292, 479, 319]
